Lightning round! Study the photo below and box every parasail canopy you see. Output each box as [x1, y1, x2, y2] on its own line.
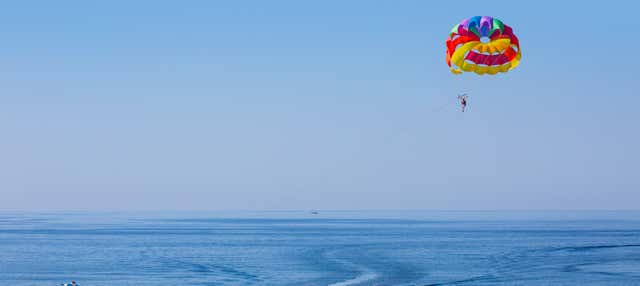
[446, 16, 521, 75]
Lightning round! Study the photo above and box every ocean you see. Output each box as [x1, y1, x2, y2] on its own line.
[1, 211, 639, 285]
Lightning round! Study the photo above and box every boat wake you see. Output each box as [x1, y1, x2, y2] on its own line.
[328, 271, 378, 286]
[321, 246, 381, 286]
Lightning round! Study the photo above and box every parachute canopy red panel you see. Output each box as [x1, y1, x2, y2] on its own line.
[446, 16, 521, 75]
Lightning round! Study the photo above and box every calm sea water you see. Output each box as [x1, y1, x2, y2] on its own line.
[1, 211, 640, 285]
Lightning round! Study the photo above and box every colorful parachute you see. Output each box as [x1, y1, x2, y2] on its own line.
[446, 16, 521, 75]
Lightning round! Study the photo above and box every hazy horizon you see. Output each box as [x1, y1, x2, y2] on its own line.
[2, 1, 638, 211]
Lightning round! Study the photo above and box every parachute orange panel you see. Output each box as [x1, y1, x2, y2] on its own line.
[446, 16, 521, 75]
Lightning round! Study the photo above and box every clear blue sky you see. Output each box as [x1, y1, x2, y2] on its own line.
[1, 1, 638, 211]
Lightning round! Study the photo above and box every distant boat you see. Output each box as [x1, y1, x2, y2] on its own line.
[310, 210, 319, 215]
